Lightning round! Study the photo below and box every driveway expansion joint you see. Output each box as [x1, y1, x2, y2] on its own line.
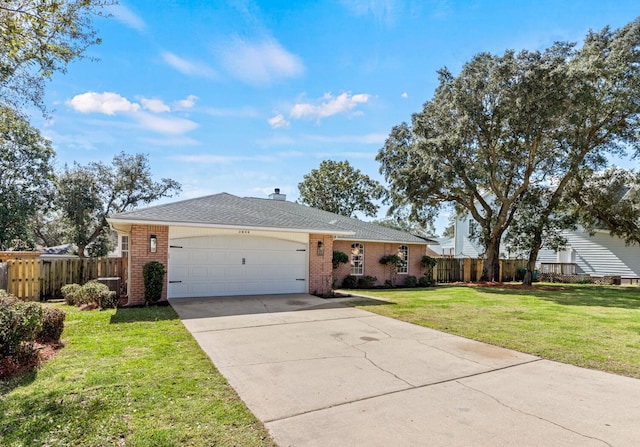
[225, 354, 363, 368]
[185, 313, 378, 334]
[264, 358, 545, 424]
[457, 381, 614, 447]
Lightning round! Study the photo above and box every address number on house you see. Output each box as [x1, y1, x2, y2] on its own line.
[238, 230, 250, 234]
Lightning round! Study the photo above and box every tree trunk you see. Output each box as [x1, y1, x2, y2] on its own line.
[522, 248, 540, 285]
[523, 228, 544, 285]
[482, 239, 501, 282]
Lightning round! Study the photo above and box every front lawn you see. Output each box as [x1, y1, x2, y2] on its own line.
[0, 303, 275, 447]
[344, 284, 640, 378]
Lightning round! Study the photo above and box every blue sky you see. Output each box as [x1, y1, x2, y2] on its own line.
[34, 0, 639, 234]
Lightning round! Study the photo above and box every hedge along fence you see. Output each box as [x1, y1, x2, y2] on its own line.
[1, 257, 128, 301]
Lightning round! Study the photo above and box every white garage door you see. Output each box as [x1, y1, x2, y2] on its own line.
[168, 235, 308, 298]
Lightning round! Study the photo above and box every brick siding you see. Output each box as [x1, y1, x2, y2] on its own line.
[308, 234, 334, 295]
[128, 224, 169, 305]
[333, 240, 427, 287]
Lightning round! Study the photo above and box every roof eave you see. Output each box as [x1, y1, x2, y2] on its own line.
[334, 236, 430, 245]
[107, 217, 355, 236]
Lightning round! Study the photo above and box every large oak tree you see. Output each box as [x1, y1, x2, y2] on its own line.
[0, 0, 109, 113]
[298, 160, 384, 218]
[378, 18, 640, 282]
[57, 153, 181, 257]
[0, 106, 55, 249]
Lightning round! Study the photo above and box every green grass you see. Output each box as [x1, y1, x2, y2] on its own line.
[0, 303, 275, 447]
[343, 284, 640, 378]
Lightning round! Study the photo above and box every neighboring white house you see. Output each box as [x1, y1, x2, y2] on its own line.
[443, 210, 640, 282]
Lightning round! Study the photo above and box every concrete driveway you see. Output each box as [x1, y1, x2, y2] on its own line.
[170, 294, 640, 446]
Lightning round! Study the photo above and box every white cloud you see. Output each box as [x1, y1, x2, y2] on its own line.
[305, 132, 386, 144]
[256, 135, 296, 147]
[341, 0, 400, 25]
[401, 91, 408, 98]
[66, 92, 140, 115]
[108, 3, 146, 31]
[67, 92, 199, 135]
[290, 92, 370, 121]
[135, 112, 199, 135]
[174, 95, 198, 110]
[218, 37, 304, 86]
[140, 136, 200, 147]
[268, 113, 290, 128]
[203, 106, 260, 118]
[314, 151, 377, 159]
[169, 154, 276, 164]
[162, 51, 217, 78]
[140, 97, 170, 113]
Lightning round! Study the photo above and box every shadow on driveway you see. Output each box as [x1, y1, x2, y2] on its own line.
[168, 293, 358, 319]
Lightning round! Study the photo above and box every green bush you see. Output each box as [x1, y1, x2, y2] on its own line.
[357, 276, 377, 288]
[341, 275, 358, 288]
[379, 254, 401, 266]
[37, 307, 66, 342]
[404, 275, 418, 287]
[418, 276, 434, 287]
[143, 261, 166, 304]
[97, 290, 119, 309]
[0, 289, 10, 297]
[332, 251, 349, 269]
[420, 255, 437, 268]
[0, 296, 44, 358]
[61, 283, 82, 306]
[79, 281, 110, 306]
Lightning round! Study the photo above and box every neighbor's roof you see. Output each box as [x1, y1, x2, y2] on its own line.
[109, 192, 434, 244]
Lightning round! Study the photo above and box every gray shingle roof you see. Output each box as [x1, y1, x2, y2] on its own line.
[109, 192, 433, 244]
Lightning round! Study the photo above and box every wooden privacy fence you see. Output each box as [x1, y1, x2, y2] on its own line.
[431, 258, 529, 283]
[2, 257, 127, 301]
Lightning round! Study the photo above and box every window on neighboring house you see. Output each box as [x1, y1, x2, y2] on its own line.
[121, 235, 129, 258]
[397, 245, 408, 274]
[351, 243, 364, 275]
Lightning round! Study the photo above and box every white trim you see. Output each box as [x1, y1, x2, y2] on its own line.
[335, 237, 430, 245]
[350, 242, 364, 276]
[107, 218, 354, 236]
[397, 245, 409, 274]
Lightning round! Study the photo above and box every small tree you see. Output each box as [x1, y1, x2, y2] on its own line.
[143, 262, 166, 304]
[332, 251, 349, 269]
[420, 255, 437, 281]
[380, 254, 402, 287]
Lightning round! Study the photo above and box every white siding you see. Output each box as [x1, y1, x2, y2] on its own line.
[564, 231, 640, 277]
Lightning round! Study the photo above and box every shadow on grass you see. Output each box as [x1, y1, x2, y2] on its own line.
[340, 297, 397, 307]
[0, 369, 37, 396]
[477, 285, 640, 310]
[109, 305, 179, 324]
[0, 387, 120, 445]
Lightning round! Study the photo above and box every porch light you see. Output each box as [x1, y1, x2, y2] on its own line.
[150, 234, 157, 253]
[317, 240, 324, 256]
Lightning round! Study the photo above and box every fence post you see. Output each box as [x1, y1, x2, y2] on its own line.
[463, 258, 471, 282]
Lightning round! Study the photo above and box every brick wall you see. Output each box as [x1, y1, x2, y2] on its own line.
[128, 224, 169, 305]
[333, 240, 427, 287]
[308, 234, 334, 296]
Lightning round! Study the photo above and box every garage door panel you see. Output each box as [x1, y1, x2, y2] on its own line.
[189, 266, 210, 281]
[169, 235, 308, 298]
